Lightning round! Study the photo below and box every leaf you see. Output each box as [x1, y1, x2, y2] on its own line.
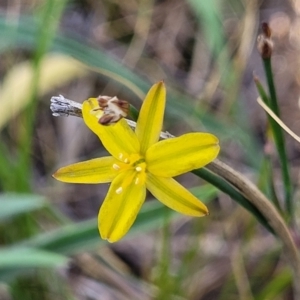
[21, 185, 218, 254]
[0, 193, 46, 221]
[187, 0, 224, 56]
[193, 168, 275, 234]
[256, 267, 292, 300]
[0, 247, 67, 268]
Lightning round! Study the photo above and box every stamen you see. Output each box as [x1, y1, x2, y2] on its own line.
[135, 177, 140, 185]
[116, 187, 123, 194]
[135, 166, 142, 172]
[124, 158, 129, 163]
[113, 164, 120, 170]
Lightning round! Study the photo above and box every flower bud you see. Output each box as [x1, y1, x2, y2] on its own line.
[257, 22, 273, 59]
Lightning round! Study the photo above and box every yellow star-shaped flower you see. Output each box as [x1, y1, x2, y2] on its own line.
[53, 82, 220, 242]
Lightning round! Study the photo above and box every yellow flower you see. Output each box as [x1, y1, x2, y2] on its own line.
[53, 82, 220, 242]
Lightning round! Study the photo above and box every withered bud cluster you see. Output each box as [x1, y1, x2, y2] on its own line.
[257, 22, 274, 59]
[96, 96, 129, 125]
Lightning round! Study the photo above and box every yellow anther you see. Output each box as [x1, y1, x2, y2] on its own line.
[135, 166, 142, 172]
[113, 164, 120, 170]
[116, 187, 123, 194]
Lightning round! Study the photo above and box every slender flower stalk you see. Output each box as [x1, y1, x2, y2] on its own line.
[257, 23, 293, 216]
[53, 82, 220, 242]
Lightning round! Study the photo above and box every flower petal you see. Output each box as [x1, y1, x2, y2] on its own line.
[146, 173, 208, 216]
[146, 133, 220, 177]
[99, 170, 146, 242]
[135, 82, 166, 154]
[83, 98, 140, 160]
[53, 156, 119, 183]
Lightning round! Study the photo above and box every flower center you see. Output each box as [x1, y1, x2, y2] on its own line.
[113, 153, 147, 189]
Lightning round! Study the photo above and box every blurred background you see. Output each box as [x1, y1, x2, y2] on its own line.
[1, 0, 300, 299]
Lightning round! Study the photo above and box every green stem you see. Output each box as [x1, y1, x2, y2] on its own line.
[255, 71, 292, 217]
[259, 156, 282, 212]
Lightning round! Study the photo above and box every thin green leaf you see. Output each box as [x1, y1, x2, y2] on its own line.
[193, 168, 274, 234]
[256, 267, 292, 300]
[0, 247, 67, 268]
[187, 0, 224, 56]
[21, 185, 217, 254]
[0, 193, 46, 221]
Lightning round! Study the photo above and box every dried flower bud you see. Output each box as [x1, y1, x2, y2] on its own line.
[257, 22, 273, 59]
[262, 22, 271, 38]
[95, 96, 129, 125]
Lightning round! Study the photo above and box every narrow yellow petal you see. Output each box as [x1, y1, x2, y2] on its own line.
[146, 133, 220, 177]
[146, 174, 208, 216]
[99, 170, 146, 242]
[53, 156, 118, 183]
[135, 82, 166, 154]
[82, 98, 140, 160]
